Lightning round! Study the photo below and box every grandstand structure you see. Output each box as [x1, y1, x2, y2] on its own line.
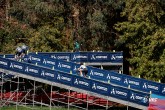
[0, 52, 164, 110]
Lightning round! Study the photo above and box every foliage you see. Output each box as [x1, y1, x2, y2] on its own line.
[115, 0, 165, 82]
[1, 0, 165, 82]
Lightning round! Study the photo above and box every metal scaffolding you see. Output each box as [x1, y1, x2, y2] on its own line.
[0, 72, 119, 110]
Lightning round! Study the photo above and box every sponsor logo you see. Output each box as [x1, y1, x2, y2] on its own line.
[143, 97, 148, 103]
[43, 59, 55, 65]
[96, 55, 107, 59]
[75, 79, 89, 86]
[143, 83, 159, 91]
[124, 78, 128, 84]
[107, 74, 110, 79]
[74, 66, 77, 71]
[143, 83, 147, 89]
[31, 57, 41, 61]
[41, 70, 54, 77]
[90, 70, 94, 75]
[57, 56, 69, 60]
[111, 75, 121, 81]
[111, 55, 116, 60]
[25, 66, 38, 74]
[25, 66, 29, 72]
[57, 74, 71, 81]
[130, 93, 148, 103]
[90, 70, 103, 77]
[58, 63, 62, 68]
[162, 87, 165, 93]
[58, 62, 71, 69]
[10, 63, 22, 70]
[74, 78, 78, 84]
[130, 93, 135, 100]
[91, 55, 95, 60]
[0, 60, 8, 66]
[61, 76, 71, 81]
[97, 85, 107, 91]
[124, 78, 139, 86]
[111, 88, 116, 94]
[73, 55, 87, 60]
[148, 84, 159, 91]
[57, 74, 61, 80]
[111, 88, 127, 96]
[92, 83, 96, 89]
[41, 70, 45, 76]
[92, 83, 107, 91]
[10, 63, 14, 68]
[51, 55, 56, 59]
[111, 55, 123, 60]
[43, 59, 46, 64]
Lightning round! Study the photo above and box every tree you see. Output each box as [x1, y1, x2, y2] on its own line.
[115, 0, 165, 82]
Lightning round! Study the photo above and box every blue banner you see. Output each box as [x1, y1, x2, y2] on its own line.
[73, 77, 91, 90]
[57, 60, 73, 73]
[89, 53, 109, 62]
[9, 61, 24, 72]
[0, 57, 150, 107]
[110, 86, 128, 100]
[109, 52, 123, 63]
[71, 52, 88, 62]
[107, 72, 123, 85]
[40, 68, 56, 81]
[141, 80, 161, 93]
[88, 67, 107, 81]
[42, 57, 56, 67]
[50, 53, 70, 61]
[123, 76, 141, 89]
[91, 81, 109, 96]
[24, 65, 40, 76]
[29, 55, 42, 64]
[24, 54, 165, 96]
[0, 58, 9, 68]
[129, 91, 149, 106]
[56, 72, 72, 85]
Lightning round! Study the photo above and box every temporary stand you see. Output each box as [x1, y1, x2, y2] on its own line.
[0, 73, 120, 110]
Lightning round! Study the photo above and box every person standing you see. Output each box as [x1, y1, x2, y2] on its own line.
[74, 41, 80, 52]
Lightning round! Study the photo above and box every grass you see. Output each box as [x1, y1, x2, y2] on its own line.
[0, 106, 79, 110]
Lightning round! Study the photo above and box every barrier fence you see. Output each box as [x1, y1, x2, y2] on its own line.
[0, 57, 149, 107]
[1, 53, 165, 97]
[36, 52, 123, 63]
[26, 54, 165, 96]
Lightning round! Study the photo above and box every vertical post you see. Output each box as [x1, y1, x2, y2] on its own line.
[68, 89, 70, 110]
[86, 94, 89, 110]
[41, 98, 42, 108]
[33, 80, 36, 107]
[0, 73, 4, 108]
[16, 76, 19, 110]
[121, 63, 123, 74]
[106, 98, 108, 110]
[50, 85, 52, 110]
[10, 81, 11, 97]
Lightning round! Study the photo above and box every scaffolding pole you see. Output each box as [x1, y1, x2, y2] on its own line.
[68, 89, 70, 110]
[33, 80, 36, 107]
[50, 84, 53, 110]
[16, 76, 19, 110]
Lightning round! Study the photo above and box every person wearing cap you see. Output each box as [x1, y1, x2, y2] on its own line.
[78, 62, 88, 77]
[15, 46, 23, 61]
[15, 44, 29, 61]
[21, 44, 28, 55]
